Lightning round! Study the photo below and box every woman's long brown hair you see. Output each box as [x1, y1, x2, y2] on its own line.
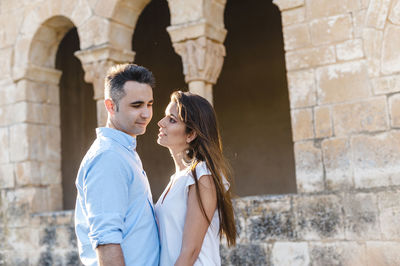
[171, 91, 236, 247]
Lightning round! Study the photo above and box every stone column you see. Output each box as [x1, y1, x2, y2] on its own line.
[171, 36, 226, 103]
[75, 44, 135, 126]
[167, 0, 228, 104]
[10, 64, 64, 214]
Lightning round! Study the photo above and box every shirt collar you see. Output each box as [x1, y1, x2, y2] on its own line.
[96, 127, 137, 150]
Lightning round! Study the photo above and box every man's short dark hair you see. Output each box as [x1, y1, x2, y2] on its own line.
[104, 64, 155, 111]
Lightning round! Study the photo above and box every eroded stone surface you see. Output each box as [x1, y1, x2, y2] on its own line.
[352, 131, 400, 188]
[316, 61, 371, 104]
[294, 194, 344, 240]
[294, 141, 324, 193]
[321, 138, 353, 190]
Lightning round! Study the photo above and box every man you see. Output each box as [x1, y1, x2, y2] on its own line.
[75, 64, 160, 266]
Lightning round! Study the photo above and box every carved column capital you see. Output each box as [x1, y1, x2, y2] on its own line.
[173, 36, 225, 85]
[74, 44, 135, 100]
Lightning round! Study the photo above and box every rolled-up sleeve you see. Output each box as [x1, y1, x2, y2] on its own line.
[83, 151, 131, 250]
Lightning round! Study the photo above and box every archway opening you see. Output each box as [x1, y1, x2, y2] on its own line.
[56, 27, 97, 210]
[132, 0, 186, 199]
[214, 0, 297, 196]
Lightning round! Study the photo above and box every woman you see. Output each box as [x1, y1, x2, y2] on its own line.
[155, 91, 236, 266]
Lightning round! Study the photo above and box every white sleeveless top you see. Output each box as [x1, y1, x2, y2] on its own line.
[155, 161, 229, 266]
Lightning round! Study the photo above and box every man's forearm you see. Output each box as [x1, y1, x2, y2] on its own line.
[96, 244, 125, 266]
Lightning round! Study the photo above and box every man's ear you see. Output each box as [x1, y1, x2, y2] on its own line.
[186, 131, 197, 144]
[104, 99, 116, 114]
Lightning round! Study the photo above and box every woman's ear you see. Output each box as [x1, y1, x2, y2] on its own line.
[186, 131, 197, 144]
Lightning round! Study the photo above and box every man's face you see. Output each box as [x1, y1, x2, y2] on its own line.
[110, 81, 153, 137]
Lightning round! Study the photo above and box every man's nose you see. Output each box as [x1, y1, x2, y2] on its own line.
[141, 107, 152, 119]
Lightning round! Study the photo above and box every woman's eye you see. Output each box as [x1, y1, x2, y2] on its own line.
[169, 117, 176, 123]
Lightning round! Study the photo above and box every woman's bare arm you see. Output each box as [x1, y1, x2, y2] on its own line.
[175, 175, 217, 266]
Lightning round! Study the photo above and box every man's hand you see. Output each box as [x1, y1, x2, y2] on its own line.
[96, 244, 125, 266]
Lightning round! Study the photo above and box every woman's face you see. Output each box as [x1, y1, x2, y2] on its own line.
[157, 101, 189, 151]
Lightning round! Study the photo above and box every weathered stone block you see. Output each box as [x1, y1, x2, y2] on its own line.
[44, 104, 60, 126]
[168, 0, 203, 25]
[336, 39, 364, 61]
[0, 106, 11, 127]
[48, 184, 63, 211]
[291, 108, 314, 141]
[0, 127, 9, 163]
[314, 106, 332, 138]
[287, 69, 316, 108]
[40, 161, 61, 185]
[4, 188, 35, 227]
[306, 0, 359, 19]
[283, 24, 311, 51]
[0, 79, 16, 106]
[245, 196, 294, 241]
[71, 0, 92, 27]
[332, 97, 388, 136]
[45, 126, 61, 162]
[273, 0, 304, 11]
[285, 45, 336, 71]
[0, 11, 24, 49]
[321, 138, 353, 190]
[11, 102, 48, 124]
[0, 48, 12, 79]
[15, 80, 48, 103]
[110, 2, 140, 28]
[389, 93, 400, 127]
[281, 7, 305, 26]
[294, 194, 344, 240]
[382, 24, 400, 75]
[316, 61, 371, 105]
[353, 10, 367, 38]
[343, 192, 380, 240]
[15, 161, 41, 186]
[0, 163, 14, 188]
[366, 241, 400, 264]
[310, 241, 367, 265]
[352, 131, 400, 188]
[366, 0, 391, 29]
[221, 243, 270, 266]
[372, 74, 400, 95]
[47, 84, 60, 105]
[6, 227, 39, 251]
[378, 190, 400, 239]
[109, 21, 134, 51]
[294, 141, 324, 193]
[310, 15, 353, 46]
[10, 124, 45, 162]
[272, 242, 309, 266]
[363, 28, 383, 77]
[79, 16, 110, 49]
[389, 0, 400, 25]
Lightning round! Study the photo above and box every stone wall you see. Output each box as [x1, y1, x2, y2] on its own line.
[1, 0, 400, 265]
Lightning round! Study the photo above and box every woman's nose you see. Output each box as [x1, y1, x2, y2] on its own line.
[157, 118, 164, 128]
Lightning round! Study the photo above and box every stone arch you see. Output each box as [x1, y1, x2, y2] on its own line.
[12, 0, 92, 78]
[11, 15, 83, 212]
[86, 0, 152, 51]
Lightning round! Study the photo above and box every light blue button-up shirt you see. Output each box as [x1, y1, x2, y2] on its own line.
[75, 127, 160, 266]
